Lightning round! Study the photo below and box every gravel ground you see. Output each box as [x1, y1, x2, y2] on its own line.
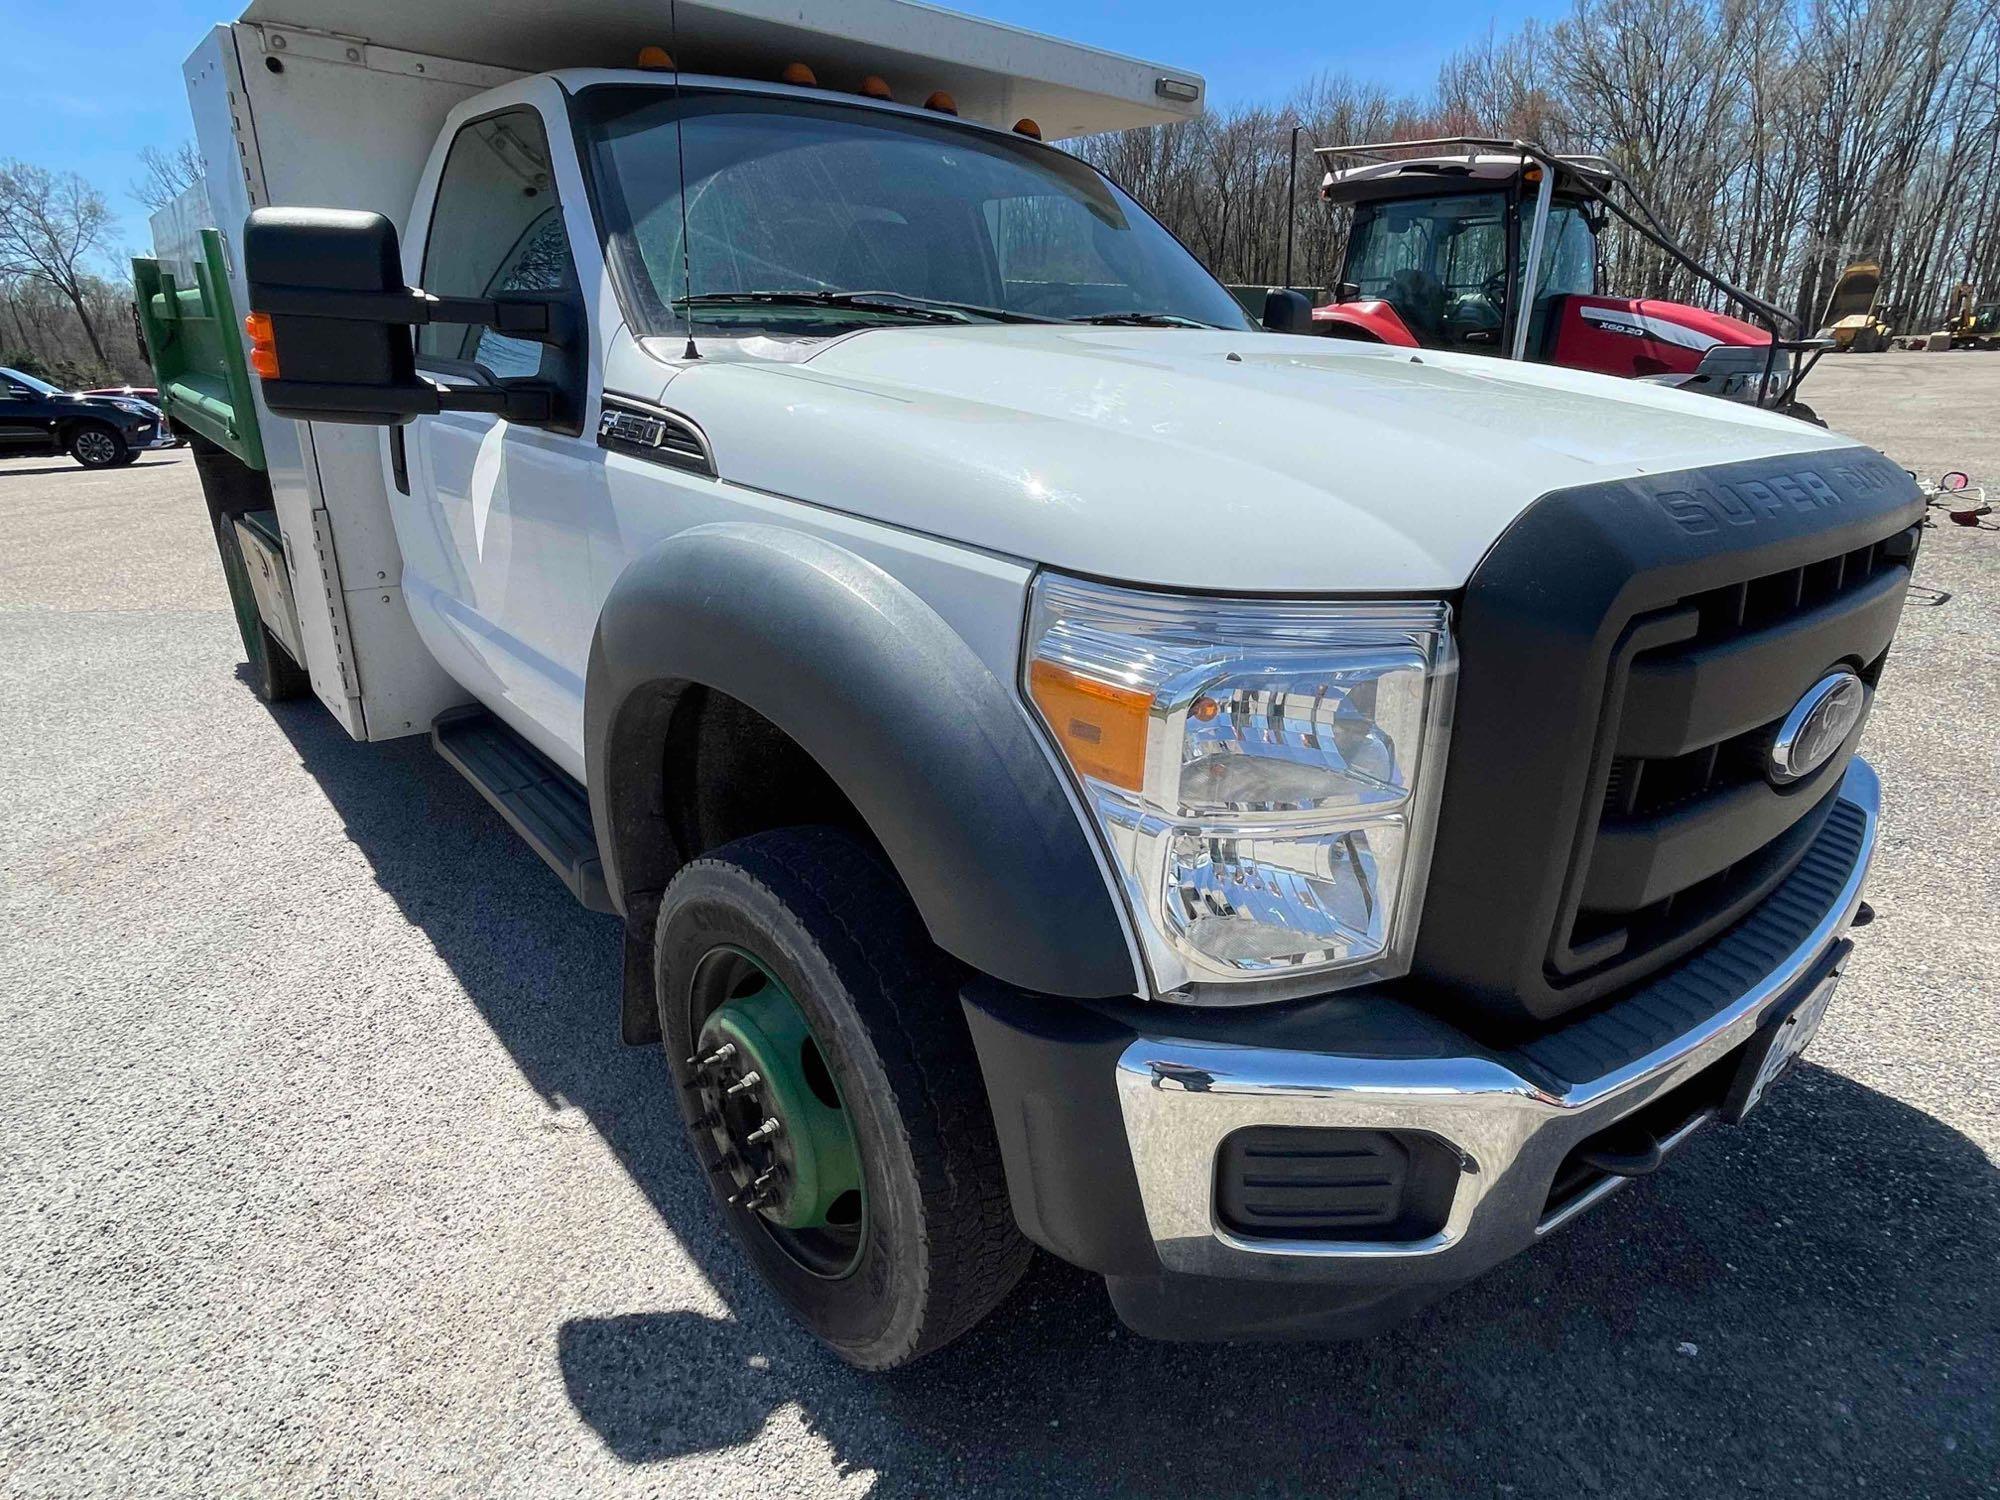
[2, 354, 1995, 1498]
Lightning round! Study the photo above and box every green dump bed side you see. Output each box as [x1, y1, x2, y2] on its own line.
[132, 228, 266, 470]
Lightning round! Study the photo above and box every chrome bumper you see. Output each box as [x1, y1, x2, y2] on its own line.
[1113, 758, 1879, 1285]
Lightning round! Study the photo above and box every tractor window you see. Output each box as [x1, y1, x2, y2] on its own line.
[1345, 193, 1509, 351]
[1524, 202, 1599, 352]
[1537, 204, 1597, 298]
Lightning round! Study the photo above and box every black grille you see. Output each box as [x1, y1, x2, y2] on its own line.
[1412, 447, 1925, 1027]
[1556, 524, 1917, 988]
[1602, 534, 1905, 823]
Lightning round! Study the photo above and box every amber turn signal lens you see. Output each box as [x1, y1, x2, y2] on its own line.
[1028, 659, 1151, 790]
[244, 312, 279, 380]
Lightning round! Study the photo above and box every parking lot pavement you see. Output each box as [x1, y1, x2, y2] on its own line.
[1, 361, 1995, 1497]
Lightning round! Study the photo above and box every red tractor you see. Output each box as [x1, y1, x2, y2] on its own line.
[1311, 137, 1826, 421]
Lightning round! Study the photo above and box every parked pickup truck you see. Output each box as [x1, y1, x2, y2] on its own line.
[138, 0, 1918, 1368]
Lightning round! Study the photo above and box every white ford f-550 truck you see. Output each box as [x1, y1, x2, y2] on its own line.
[135, 0, 1917, 1367]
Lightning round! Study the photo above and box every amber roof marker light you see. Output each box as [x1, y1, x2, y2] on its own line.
[635, 45, 675, 70]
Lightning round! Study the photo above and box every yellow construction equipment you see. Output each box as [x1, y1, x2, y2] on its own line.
[1818, 262, 1895, 352]
[1940, 284, 2000, 350]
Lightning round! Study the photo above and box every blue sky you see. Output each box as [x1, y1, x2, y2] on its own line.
[2, 0, 1565, 258]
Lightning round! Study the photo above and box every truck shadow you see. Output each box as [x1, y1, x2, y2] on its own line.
[0, 459, 180, 479]
[266, 697, 1997, 1497]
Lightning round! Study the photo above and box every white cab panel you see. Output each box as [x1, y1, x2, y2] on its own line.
[188, 21, 497, 738]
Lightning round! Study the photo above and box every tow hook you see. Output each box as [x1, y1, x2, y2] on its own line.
[1577, 1123, 1669, 1179]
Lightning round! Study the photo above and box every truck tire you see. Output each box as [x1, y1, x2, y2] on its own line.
[654, 825, 1032, 1369]
[213, 514, 310, 703]
[66, 423, 127, 469]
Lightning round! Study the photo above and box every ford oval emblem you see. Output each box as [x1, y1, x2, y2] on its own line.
[1769, 671, 1866, 784]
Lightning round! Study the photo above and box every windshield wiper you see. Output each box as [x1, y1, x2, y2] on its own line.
[677, 290, 1047, 326]
[1068, 311, 1218, 329]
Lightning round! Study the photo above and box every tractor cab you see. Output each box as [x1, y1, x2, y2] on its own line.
[1312, 137, 1826, 417]
[1318, 149, 1607, 358]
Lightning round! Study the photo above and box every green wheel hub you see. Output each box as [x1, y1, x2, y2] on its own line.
[688, 949, 863, 1243]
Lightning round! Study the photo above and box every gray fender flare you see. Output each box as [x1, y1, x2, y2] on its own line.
[583, 523, 1139, 999]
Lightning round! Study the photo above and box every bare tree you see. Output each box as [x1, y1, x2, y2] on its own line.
[0, 161, 115, 365]
[130, 141, 205, 213]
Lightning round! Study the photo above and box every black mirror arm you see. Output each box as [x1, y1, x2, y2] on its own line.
[253, 284, 570, 346]
[266, 375, 556, 424]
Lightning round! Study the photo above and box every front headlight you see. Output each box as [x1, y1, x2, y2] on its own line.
[1023, 573, 1454, 1003]
[111, 399, 154, 417]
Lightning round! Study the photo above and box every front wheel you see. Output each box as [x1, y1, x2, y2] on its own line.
[67, 424, 127, 469]
[654, 826, 1031, 1370]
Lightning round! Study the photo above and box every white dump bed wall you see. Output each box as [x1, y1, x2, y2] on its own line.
[239, 0, 1204, 138]
[186, 22, 492, 739]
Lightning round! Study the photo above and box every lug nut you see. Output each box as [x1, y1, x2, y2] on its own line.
[745, 1117, 783, 1145]
[725, 1070, 762, 1097]
[686, 1042, 737, 1069]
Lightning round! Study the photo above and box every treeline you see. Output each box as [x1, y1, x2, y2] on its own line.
[1, 157, 168, 388]
[2, 276, 147, 389]
[1080, 0, 2000, 333]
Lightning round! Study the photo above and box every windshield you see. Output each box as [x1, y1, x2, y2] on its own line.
[1345, 192, 1596, 352]
[2, 367, 62, 396]
[576, 87, 1254, 337]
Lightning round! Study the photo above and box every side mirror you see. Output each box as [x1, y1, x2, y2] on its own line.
[1335, 280, 1362, 302]
[1262, 288, 1316, 335]
[243, 207, 575, 429]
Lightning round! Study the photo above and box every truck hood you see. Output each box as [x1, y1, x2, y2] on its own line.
[658, 326, 1858, 592]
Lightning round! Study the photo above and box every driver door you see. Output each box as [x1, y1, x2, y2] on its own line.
[399, 103, 596, 769]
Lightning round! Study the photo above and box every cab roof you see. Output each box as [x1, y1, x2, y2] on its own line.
[237, 0, 1205, 139]
[1319, 149, 1614, 207]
